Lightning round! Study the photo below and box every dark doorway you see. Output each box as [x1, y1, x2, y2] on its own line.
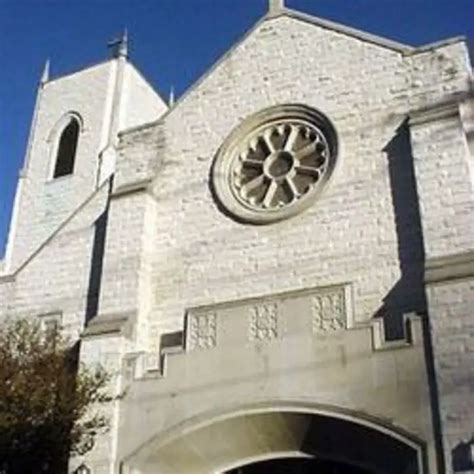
[228, 457, 372, 473]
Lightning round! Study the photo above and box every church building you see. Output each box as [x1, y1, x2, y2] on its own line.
[1, 1, 473, 473]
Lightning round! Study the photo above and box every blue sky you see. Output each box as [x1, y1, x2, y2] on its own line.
[0, 0, 473, 258]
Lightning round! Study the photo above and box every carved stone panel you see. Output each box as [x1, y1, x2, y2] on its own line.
[185, 284, 350, 350]
[249, 302, 278, 341]
[311, 288, 346, 333]
[188, 313, 217, 350]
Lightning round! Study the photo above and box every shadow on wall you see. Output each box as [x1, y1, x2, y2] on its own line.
[383, 120, 447, 472]
[379, 120, 426, 340]
[452, 439, 474, 472]
[84, 180, 112, 324]
[300, 414, 421, 474]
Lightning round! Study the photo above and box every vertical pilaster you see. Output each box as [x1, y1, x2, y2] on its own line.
[410, 101, 474, 473]
[3, 61, 49, 272]
[97, 52, 128, 186]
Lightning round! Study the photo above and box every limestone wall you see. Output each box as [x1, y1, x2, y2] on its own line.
[427, 277, 474, 473]
[0, 183, 109, 339]
[0, 8, 472, 473]
[114, 15, 471, 347]
[7, 61, 114, 269]
[122, 64, 168, 131]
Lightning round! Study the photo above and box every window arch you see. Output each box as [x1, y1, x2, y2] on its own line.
[52, 116, 80, 178]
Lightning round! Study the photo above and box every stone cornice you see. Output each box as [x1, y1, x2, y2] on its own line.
[111, 178, 152, 199]
[425, 250, 474, 284]
[409, 100, 461, 127]
[404, 36, 466, 56]
[81, 311, 134, 338]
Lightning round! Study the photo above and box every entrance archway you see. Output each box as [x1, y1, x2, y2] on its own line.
[122, 404, 426, 474]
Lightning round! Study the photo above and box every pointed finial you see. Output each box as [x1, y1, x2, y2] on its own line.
[168, 86, 175, 107]
[108, 29, 128, 59]
[40, 59, 50, 85]
[119, 29, 128, 57]
[268, 0, 285, 14]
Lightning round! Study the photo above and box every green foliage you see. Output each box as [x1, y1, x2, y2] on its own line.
[0, 319, 111, 474]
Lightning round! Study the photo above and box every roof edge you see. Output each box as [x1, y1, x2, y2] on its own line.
[125, 59, 169, 107]
[118, 7, 469, 139]
[43, 58, 114, 87]
[119, 14, 270, 138]
[406, 36, 467, 55]
[118, 7, 414, 139]
[277, 8, 413, 53]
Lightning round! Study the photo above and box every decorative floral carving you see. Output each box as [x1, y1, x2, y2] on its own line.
[312, 290, 346, 333]
[249, 302, 278, 341]
[232, 122, 330, 211]
[188, 313, 217, 350]
[212, 105, 338, 224]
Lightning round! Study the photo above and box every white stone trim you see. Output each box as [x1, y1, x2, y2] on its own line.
[425, 250, 474, 284]
[409, 100, 460, 127]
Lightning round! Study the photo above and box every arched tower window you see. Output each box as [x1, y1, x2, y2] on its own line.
[53, 117, 80, 178]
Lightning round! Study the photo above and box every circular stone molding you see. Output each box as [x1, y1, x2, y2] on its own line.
[212, 104, 338, 224]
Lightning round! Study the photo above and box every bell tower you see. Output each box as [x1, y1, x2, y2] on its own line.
[3, 37, 168, 271]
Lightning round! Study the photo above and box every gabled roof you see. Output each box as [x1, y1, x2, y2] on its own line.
[272, 6, 465, 54]
[120, 3, 467, 137]
[272, 6, 413, 53]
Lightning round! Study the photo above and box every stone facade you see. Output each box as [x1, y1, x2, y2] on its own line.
[0, 4, 473, 474]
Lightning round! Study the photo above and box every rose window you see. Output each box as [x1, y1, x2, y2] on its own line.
[212, 105, 338, 224]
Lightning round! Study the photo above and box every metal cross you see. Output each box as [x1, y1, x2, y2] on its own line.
[107, 29, 128, 58]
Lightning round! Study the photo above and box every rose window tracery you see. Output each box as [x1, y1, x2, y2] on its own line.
[212, 105, 337, 224]
[234, 122, 329, 209]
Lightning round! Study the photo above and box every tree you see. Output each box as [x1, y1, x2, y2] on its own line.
[0, 319, 110, 474]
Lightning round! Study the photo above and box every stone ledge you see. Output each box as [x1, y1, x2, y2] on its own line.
[0, 273, 15, 283]
[111, 178, 152, 199]
[81, 312, 134, 338]
[404, 36, 466, 55]
[425, 250, 474, 284]
[409, 99, 461, 127]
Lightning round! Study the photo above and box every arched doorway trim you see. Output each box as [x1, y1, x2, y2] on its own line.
[121, 399, 427, 473]
[222, 451, 312, 473]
